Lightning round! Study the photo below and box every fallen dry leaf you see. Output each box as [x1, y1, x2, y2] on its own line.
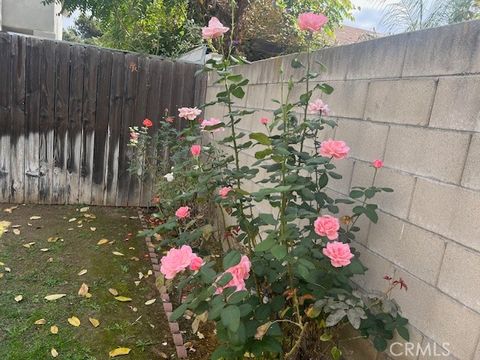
[51, 348, 59, 358]
[47, 236, 61, 243]
[23, 242, 35, 248]
[14, 295, 23, 302]
[145, 299, 156, 306]
[108, 288, 119, 296]
[78, 283, 89, 297]
[97, 239, 109, 245]
[40, 248, 49, 252]
[68, 316, 81, 327]
[89, 317, 100, 328]
[114, 296, 132, 302]
[13, 229, 20, 235]
[30, 216, 41, 220]
[4, 206, 18, 213]
[34, 319, 47, 325]
[50, 325, 59, 334]
[90, 227, 97, 231]
[80, 206, 90, 213]
[45, 294, 67, 301]
[78, 269, 88, 276]
[112, 251, 124, 256]
[109, 347, 131, 357]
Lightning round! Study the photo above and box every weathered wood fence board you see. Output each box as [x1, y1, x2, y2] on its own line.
[0, 33, 204, 206]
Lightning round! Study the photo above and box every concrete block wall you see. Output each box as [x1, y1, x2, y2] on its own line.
[205, 21, 480, 359]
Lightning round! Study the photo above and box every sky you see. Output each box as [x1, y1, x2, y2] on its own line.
[63, 0, 390, 33]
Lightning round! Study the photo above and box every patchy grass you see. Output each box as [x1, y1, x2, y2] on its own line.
[0, 205, 175, 359]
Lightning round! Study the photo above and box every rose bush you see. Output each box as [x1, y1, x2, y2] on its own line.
[131, 6, 409, 360]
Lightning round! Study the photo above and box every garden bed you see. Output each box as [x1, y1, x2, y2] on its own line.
[0, 204, 176, 359]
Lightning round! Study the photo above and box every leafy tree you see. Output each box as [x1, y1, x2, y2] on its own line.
[377, 0, 480, 33]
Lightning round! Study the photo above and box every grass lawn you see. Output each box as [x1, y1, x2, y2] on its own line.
[0, 204, 176, 360]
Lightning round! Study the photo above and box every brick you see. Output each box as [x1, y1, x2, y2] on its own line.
[352, 242, 395, 291]
[318, 80, 369, 119]
[402, 21, 480, 77]
[176, 345, 188, 358]
[172, 333, 184, 346]
[438, 243, 480, 312]
[384, 126, 470, 184]
[409, 178, 480, 252]
[364, 79, 437, 126]
[369, 215, 445, 285]
[430, 76, 480, 131]
[462, 134, 480, 190]
[335, 118, 389, 161]
[163, 302, 173, 312]
[393, 269, 480, 360]
[245, 84, 267, 109]
[169, 322, 180, 333]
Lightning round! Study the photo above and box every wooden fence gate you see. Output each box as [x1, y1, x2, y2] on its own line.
[0, 33, 205, 206]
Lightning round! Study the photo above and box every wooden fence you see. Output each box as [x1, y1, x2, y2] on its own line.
[0, 33, 205, 206]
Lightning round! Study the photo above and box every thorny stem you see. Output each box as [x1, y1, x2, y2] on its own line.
[298, 38, 312, 160]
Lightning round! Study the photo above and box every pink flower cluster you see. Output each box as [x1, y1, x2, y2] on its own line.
[319, 139, 350, 160]
[216, 255, 251, 294]
[219, 186, 232, 199]
[160, 245, 204, 279]
[201, 118, 224, 132]
[202, 17, 230, 40]
[178, 107, 202, 120]
[314, 215, 340, 240]
[372, 159, 384, 169]
[298, 12, 328, 32]
[191, 144, 202, 157]
[323, 242, 354, 268]
[308, 98, 330, 116]
[175, 206, 190, 219]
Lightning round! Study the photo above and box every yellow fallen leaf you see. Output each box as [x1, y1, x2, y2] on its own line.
[128, 247, 135, 250]
[4, 206, 17, 213]
[89, 317, 100, 328]
[84, 213, 96, 219]
[40, 248, 49, 252]
[112, 251, 124, 256]
[48, 237, 61, 243]
[78, 283, 89, 297]
[5, 267, 11, 272]
[114, 296, 132, 302]
[78, 269, 88, 276]
[0, 261, 4, 266]
[145, 299, 156, 305]
[15, 295, 23, 302]
[0, 273, 4, 279]
[45, 294, 67, 301]
[50, 325, 59, 334]
[108, 288, 119, 296]
[23, 242, 35, 248]
[30, 216, 41, 220]
[68, 316, 81, 327]
[90, 227, 97, 231]
[130, 257, 140, 261]
[34, 319, 46, 325]
[97, 239, 109, 245]
[51, 348, 59, 358]
[134, 281, 140, 286]
[13, 229, 20, 235]
[109, 347, 131, 357]
[68, 218, 77, 222]
[80, 206, 90, 212]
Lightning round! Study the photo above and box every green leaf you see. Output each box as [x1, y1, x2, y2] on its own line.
[249, 132, 271, 145]
[349, 190, 364, 199]
[223, 251, 241, 269]
[331, 346, 342, 360]
[397, 326, 410, 341]
[373, 336, 388, 351]
[382, 187, 394, 192]
[255, 148, 272, 159]
[227, 290, 248, 305]
[255, 237, 276, 252]
[170, 303, 188, 321]
[230, 86, 245, 99]
[271, 244, 287, 260]
[221, 305, 241, 333]
[291, 58, 304, 68]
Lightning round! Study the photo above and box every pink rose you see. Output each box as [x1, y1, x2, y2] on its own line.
[178, 107, 202, 120]
[372, 159, 384, 169]
[319, 139, 350, 160]
[165, 116, 175, 123]
[219, 186, 232, 199]
[201, 118, 224, 132]
[130, 132, 139, 141]
[323, 241, 354, 268]
[202, 17, 230, 40]
[298, 12, 328, 32]
[216, 255, 251, 294]
[189, 255, 204, 271]
[175, 206, 191, 219]
[260, 117, 269, 125]
[191, 144, 202, 157]
[314, 215, 340, 240]
[160, 245, 202, 279]
[307, 98, 330, 116]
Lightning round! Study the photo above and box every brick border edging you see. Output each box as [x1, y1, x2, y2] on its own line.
[138, 210, 188, 359]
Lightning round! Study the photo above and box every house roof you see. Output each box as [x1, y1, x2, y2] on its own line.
[333, 25, 380, 45]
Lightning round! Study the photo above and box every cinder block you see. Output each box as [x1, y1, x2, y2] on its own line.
[438, 243, 480, 313]
[417, 338, 458, 360]
[385, 325, 424, 360]
[351, 160, 375, 188]
[335, 118, 390, 162]
[205, 85, 223, 104]
[264, 83, 287, 110]
[245, 84, 267, 109]
[369, 215, 445, 285]
[402, 21, 480, 77]
[475, 341, 480, 360]
[364, 79, 437, 126]
[409, 178, 480, 252]
[374, 167, 416, 219]
[352, 242, 395, 292]
[204, 103, 226, 121]
[327, 158, 355, 195]
[384, 126, 470, 184]
[393, 269, 480, 360]
[430, 76, 480, 131]
[318, 80, 369, 119]
[462, 134, 480, 190]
